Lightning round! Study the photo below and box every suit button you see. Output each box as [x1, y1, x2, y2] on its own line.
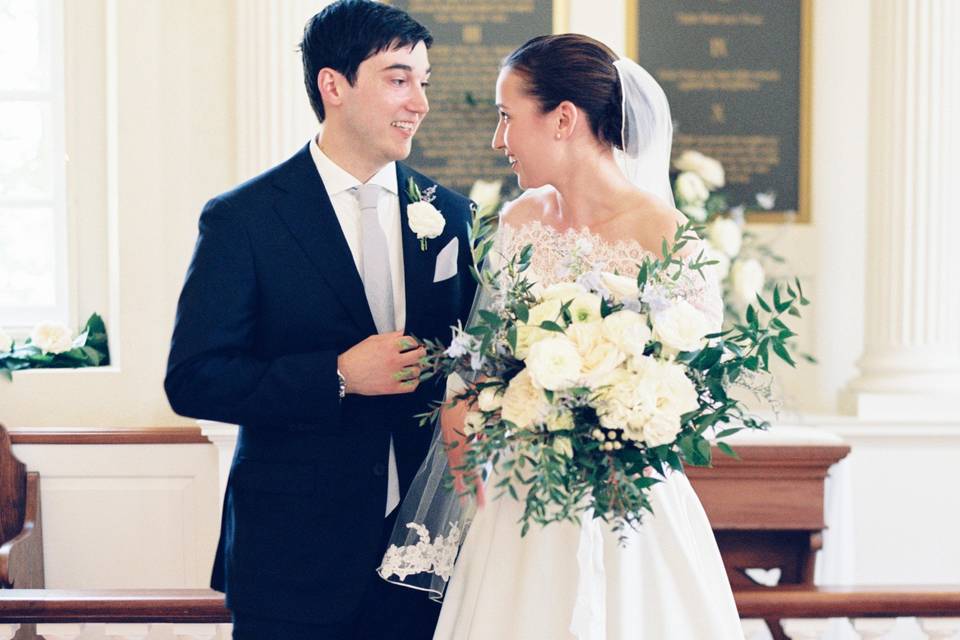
[373, 463, 386, 477]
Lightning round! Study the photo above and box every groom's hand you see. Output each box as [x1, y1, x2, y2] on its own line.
[337, 331, 426, 396]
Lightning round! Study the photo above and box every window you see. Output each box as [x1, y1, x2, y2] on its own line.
[0, 0, 67, 328]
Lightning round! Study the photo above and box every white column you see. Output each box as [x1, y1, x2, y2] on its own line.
[236, 0, 330, 180]
[843, 0, 960, 420]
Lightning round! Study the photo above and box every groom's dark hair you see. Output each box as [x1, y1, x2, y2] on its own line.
[299, 0, 433, 123]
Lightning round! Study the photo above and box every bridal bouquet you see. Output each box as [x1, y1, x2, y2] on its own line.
[418, 223, 807, 535]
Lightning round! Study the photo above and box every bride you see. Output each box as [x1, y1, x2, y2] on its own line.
[381, 34, 744, 640]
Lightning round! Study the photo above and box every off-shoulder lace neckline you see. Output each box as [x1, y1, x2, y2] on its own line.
[501, 219, 657, 258]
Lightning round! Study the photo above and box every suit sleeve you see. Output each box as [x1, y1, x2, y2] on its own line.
[164, 197, 341, 429]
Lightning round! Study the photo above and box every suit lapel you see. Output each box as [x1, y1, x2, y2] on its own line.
[272, 145, 376, 334]
[397, 164, 435, 337]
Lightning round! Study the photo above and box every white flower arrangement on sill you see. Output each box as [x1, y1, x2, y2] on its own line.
[0, 313, 110, 381]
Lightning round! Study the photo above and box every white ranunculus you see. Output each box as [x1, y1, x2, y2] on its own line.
[600, 272, 639, 303]
[673, 171, 710, 206]
[476, 385, 503, 412]
[30, 323, 74, 355]
[704, 245, 731, 280]
[526, 337, 582, 391]
[730, 258, 766, 305]
[602, 310, 652, 359]
[463, 410, 486, 436]
[0, 329, 12, 353]
[652, 300, 712, 355]
[643, 412, 683, 447]
[541, 281, 587, 302]
[674, 150, 725, 189]
[553, 435, 574, 458]
[545, 410, 574, 433]
[407, 201, 446, 239]
[501, 369, 548, 429]
[707, 217, 742, 258]
[681, 204, 708, 222]
[468, 179, 502, 210]
[569, 292, 602, 323]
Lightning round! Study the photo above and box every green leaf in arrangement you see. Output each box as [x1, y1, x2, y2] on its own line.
[716, 441, 740, 459]
[539, 320, 565, 333]
[756, 294, 772, 313]
[514, 304, 529, 324]
[772, 340, 797, 367]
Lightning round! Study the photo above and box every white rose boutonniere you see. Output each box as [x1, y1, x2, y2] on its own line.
[30, 323, 74, 355]
[406, 177, 445, 251]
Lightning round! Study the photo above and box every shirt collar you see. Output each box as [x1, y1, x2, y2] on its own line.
[309, 135, 398, 197]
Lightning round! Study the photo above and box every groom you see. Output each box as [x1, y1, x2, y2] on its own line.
[164, 1, 476, 638]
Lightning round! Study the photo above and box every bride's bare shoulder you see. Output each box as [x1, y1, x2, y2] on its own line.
[499, 187, 557, 228]
[612, 191, 692, 258]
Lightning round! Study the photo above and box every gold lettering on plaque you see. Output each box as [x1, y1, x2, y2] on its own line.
[462, 24, 482, 43]
[709, 37, 728, 58]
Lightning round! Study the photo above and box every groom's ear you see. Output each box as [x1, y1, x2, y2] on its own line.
[317, 68, 347, 110]
[555, 101, 579, 140]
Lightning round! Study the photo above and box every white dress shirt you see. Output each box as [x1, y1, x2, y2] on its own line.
[309, 136, 402, 516]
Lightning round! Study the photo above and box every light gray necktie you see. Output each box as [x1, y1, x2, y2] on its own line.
[353, 183, 395, 333]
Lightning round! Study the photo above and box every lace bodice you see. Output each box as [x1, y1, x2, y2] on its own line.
[499, 220, 724, 328]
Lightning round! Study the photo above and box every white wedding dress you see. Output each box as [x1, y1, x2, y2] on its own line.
[432, 220, 745, 640]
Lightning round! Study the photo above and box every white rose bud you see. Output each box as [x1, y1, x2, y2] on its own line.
[407, 201, 446, 239]
[463, 410, 486, 436]
[730, 258, 766, 306]
[674, 150, 725, 189]
[652, 300, 712, 355]
[526, 337, 582, 391]
[30, 323, 74, 355]
[600, 272, 639, 303]
[0, 329, 12, 353]
[674, 171, 710, 206]
[643, 412, 683, 447]
[707, 217, 742, 258]
[553, 436, 574, 458]
[468, 179, 502, 210]
[476, 386, 503, 412]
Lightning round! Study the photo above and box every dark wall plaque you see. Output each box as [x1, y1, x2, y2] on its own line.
[388, 0, 559, 196]
[629, 1, 810, 222]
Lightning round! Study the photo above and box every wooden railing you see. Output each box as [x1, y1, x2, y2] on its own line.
[0, 586, 959, 639]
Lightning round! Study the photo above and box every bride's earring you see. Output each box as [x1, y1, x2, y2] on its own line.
[554, 133, 561, 140]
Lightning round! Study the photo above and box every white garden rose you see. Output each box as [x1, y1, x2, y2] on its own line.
[653, 361, 700, 417]
[674, 171, 710, 205]
[600, 272, 639, 303]
[541, 281, 587, 302]
[463, 410, 486, 436]
[569, 292, 602, 323]
[643, 412, 683, 447]
[30, 323, 73, 355]
[553, 435, 574, 458]
[707, 217, 742, 258]
[652, 300, 712, 354]
[674, 150, 725, 189]
[0, 329, 12, 353]
[501, 369, 548, 429]
[407, 201, 446, 239]
[526, 336, 582, 391]
[468, 179, 502, 210]
[681, 204, 708, 223]
[515, 297, 563, 358]
[730, 258, 765, 305]
[602, 310, 652, 358]
[476, 385, 504, 412]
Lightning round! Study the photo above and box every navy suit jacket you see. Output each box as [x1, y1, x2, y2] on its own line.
[164, 144, 476, 623]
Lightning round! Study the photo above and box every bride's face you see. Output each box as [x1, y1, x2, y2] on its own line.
[492, 68, 557, 189]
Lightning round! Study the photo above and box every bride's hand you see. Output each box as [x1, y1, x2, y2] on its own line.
[440, 400, 486, 508]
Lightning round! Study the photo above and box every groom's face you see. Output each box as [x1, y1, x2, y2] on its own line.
[340, 41, 431, 166]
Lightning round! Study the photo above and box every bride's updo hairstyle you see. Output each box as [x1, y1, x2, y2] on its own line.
[502, 34, 624, 150]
